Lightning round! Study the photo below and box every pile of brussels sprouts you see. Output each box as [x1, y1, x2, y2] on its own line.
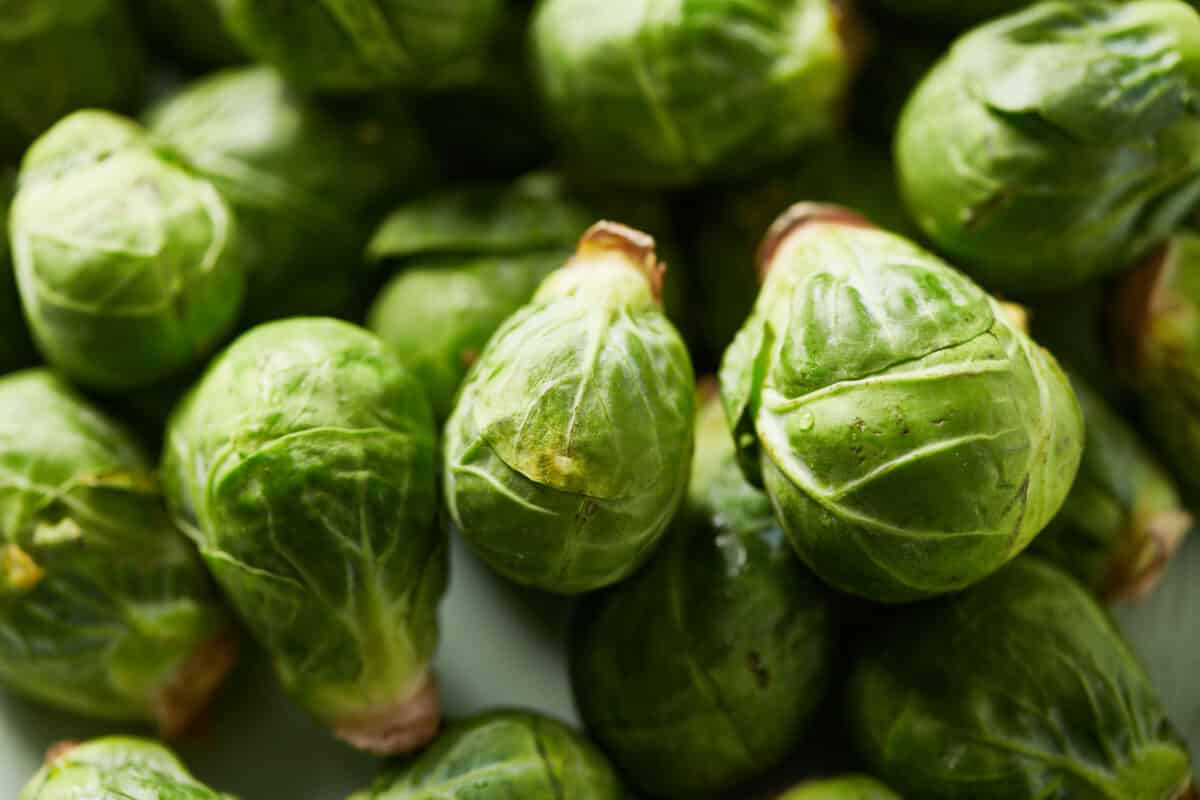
[3, 0, 1200, 798]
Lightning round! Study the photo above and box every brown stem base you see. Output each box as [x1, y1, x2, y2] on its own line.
[1107, 509, 1194, 604]
[44, 740, 80, 766]
[332, 673, 441, 756]
[155, 626, 239, 739]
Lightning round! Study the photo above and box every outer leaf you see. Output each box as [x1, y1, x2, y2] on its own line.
[720, 208, 1084, 601]
[162, 318, 444, 755]
[10, 111, 246, 391]
[531, 0, 856, 187]
[897, 0, 1200, 293]
[570, 393, 835, 799]
[147, 66, 434, 324]
[19, 737, 235, 800]
[214, 0, 506, 92]
[444, 224, 695, 593]
[349, 710, 622, 799]
[0, 0, 143, 160]
[0, 370, 233, 731]
[849, 557, 1193, 799]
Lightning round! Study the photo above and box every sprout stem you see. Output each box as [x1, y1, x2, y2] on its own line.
[757, 203, 874, 280]
[572, 221, 665, 304]
[155, 626, 239, 739]
[332, 671, 441, 756]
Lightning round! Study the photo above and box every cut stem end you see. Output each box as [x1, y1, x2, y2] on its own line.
[757, 203, 875, 280]
[1107, 509, 1194, 604]
[332, 672, 441, 756]
[44, 741, 80, 766]
[155, 626, 239, 739]
[573, 221, 665, 304]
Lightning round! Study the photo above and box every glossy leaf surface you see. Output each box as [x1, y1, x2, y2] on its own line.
[897, 0, 1200, 293]
[444, 224, 695, 593]
[162, 319, 444, 752]
[720, 208, 1084, 601]
[850, 557, 1193, 799]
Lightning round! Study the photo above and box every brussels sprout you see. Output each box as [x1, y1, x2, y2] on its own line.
[1113, 234, 1200, 501]
[20, 737, 234, 800]
[779, 776, 900, 800]
[896, 0, 1200, 294]
[0, 1, 143, 161]
[162, 318, 444, 755]
[570, 389, 835, 799]
[215, 0, 505, 93]
[692, 138, 913, 358]
[0, 370, 234, 732]
[349, 710, 623, 799]
[531, 0, 859, 187]
[0, 175, 37, 375]
[148, 66, 434, 325]
[720, 204, 1084, 602]
[366, 174, 593, 420]
[850, 557, 1193, 799]
[131, 0, 244, 71]
[10, 111, 246, 391]
[444, 222, 695, 594]
[1117, 537, 1200, 767]
[1034, 372, 1191, 602]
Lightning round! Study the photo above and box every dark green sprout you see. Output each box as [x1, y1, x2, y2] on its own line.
[531, 0, 860, 187]
[850, 557, 1193, 799]
[0, 0, 143, 160]
[0, 369, 234, 732]
[215, 0, 506, 92]
[570, 390, 836, 799]
[148, 66, 435, 325]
